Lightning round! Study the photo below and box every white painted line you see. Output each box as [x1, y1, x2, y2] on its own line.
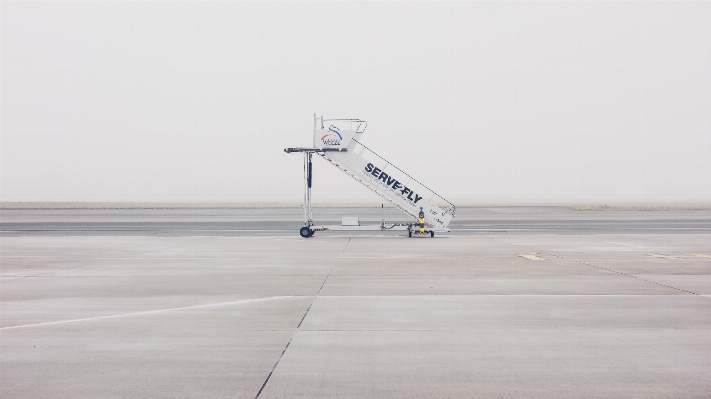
[0, 296, 294, 330]
[0, 230, 296, 233]
[0, 257, 360, 260]
[604, 241, 644, 248]
[454, 228, 711, 231]
[316, 294, 699, 297]
[341, 256, 443, 259]
[453, 228, 537, 231]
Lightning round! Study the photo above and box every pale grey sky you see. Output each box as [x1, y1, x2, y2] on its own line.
[1, 1, 709, 204]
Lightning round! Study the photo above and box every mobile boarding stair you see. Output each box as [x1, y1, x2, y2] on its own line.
[284, 115, 455, 238]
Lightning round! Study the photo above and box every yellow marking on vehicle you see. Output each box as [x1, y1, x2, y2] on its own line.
[520, 254, 544, 261]
[691, 254, 711, 259]
[645, 253, 677, 259]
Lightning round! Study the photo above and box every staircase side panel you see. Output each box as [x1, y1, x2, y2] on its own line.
[322, 151, 453, 231]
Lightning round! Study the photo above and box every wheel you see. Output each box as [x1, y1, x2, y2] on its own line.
[308, 229, 315, 237]
[430, 231, 434, 237]
[299, 227, 311, 238]
[408, 228, 412, 238]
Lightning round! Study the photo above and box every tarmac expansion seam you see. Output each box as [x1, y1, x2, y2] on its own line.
[255, 237, 351, 399]
[554, 255, 700, 296]
[508, 242, 702, 297]
[253, 336, 294, 399]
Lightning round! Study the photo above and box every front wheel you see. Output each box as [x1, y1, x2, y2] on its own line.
[299, 227, 311, 238]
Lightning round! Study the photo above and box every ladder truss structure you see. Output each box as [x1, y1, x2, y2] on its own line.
[285, 115, 455, 238]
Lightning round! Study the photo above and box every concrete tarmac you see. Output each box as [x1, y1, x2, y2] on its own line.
[1, 207, 710, 235]
[1, 208, 710, 398]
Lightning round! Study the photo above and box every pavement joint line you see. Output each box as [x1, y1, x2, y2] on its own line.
[542, 252, 700, 296]
[499, 238, 689, 287]
[507, 242, 703, 297]
[255, 237, 351, 399]
[0, 296, 293, 330]
[0, 256, 468, 260]
[253, 337, 293, 399]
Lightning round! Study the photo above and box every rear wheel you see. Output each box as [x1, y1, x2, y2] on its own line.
[299, 227, 311, 238]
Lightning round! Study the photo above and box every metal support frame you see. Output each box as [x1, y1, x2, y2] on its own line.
[283, 147, 342, 228]
[285, 113, 453, 238]
[303, 151, 313, 227]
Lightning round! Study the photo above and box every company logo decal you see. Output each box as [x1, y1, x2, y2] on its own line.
[320, 126, 342, 146]
[364, 163, 423, 204]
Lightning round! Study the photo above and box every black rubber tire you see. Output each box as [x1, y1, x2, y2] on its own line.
[300, 227, 311, 238]
[408, 228, 412, 238]
[308, 229, 315, 237]
[430, 231, 434, 237]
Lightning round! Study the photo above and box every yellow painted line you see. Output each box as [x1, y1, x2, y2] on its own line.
[520, 254, 544, 261]
[691, 254, 711, 259]
[645, 253, 677, 259]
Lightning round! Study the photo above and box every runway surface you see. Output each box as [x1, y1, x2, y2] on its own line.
[1, 208, 710, 398]
[1, 207, 710, 236]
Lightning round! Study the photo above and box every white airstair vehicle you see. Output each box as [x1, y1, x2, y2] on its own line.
[285, 115, 455, 238]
